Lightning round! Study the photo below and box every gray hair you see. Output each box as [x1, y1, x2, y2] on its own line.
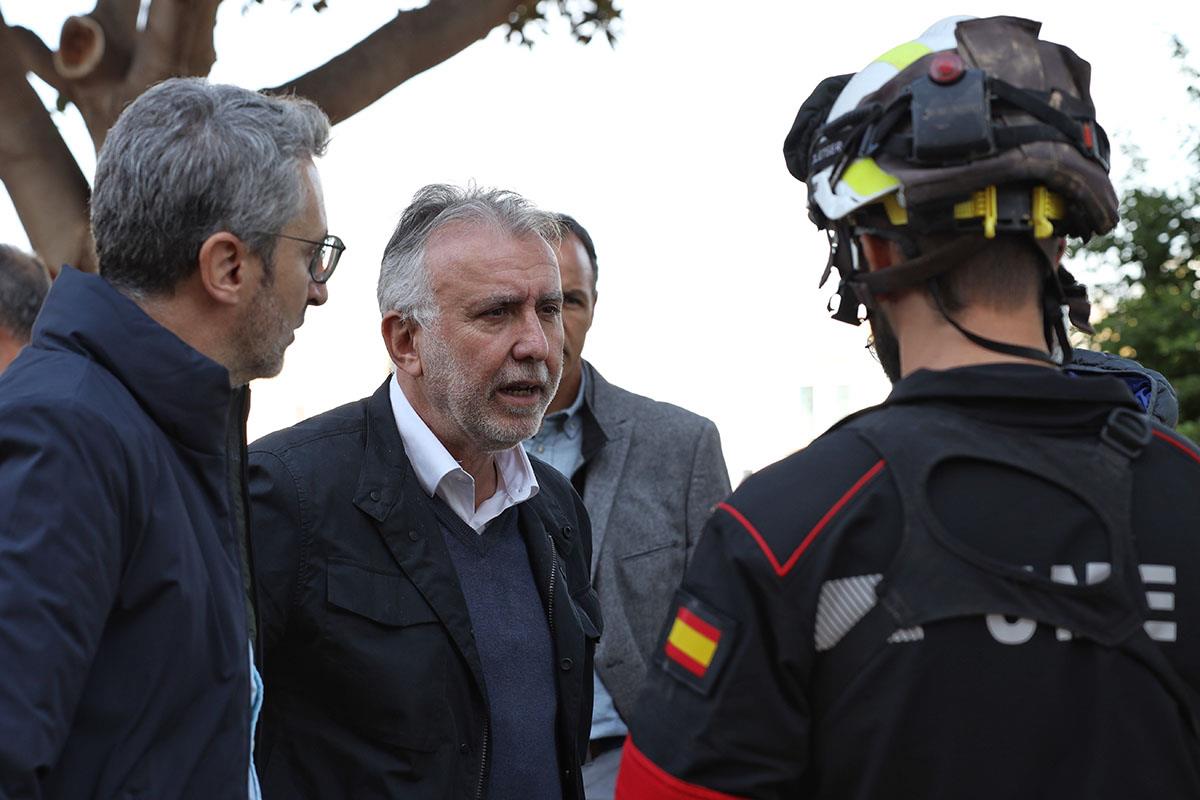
[378, 184, 562, 325]
[91, 77, 330, 295]
[0, 245, 50, 341]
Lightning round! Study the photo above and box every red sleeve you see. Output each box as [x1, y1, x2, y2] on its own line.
[616, 737, 744, 799]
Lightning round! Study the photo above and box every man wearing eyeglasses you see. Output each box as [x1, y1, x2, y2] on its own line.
[0, 78, 334, 799]
[247, 184, 600, 799]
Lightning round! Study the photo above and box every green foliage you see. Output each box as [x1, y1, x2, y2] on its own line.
[1086, 38, 1200, 440]
[244, 0, 623, 47]
[506, 0, 622, 48]
[245, 0, 328, 11]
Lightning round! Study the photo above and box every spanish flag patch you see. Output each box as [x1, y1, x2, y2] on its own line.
[657, 591, 738, 695]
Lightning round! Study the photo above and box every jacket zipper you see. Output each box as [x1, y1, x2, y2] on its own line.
[474, 722, 489, 800]
[236, 390, 262, 668]
[225, 389, 258, 776]
[546, 532, 558, 636]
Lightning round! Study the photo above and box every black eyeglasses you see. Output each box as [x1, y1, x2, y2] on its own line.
[253, 232, 345, 283]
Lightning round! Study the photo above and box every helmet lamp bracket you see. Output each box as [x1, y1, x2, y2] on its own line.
[909, 68, 995, 164]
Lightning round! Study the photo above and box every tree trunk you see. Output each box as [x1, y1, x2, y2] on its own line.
[0, 0, 529, 274]
[0, 19, 94, 275]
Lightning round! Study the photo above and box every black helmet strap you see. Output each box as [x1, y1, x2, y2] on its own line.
[813, 73, 1111, 183]
[851, 233, 984, 294]
[928, 278, 1061, 367]
[838, 227, 1077, 366]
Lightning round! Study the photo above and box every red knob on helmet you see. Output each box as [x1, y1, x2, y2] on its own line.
[929, 51, 965, 84]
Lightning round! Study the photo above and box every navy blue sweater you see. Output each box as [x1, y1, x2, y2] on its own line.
[435, 502, 561, 799]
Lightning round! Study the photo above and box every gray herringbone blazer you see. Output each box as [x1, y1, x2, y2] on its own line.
[577, 363, 731, 719]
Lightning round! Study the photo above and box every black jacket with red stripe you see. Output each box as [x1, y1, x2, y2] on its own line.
[619, 364, 1200, 799]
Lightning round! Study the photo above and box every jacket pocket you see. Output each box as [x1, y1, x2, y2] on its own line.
[325, 558, 440, 627]
[317, 559, 448, 750]
[618, 540, 678, 561]
[571, 583, 603, 641]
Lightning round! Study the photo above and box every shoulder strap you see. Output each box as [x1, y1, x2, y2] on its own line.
[812, 403, 1189, 725]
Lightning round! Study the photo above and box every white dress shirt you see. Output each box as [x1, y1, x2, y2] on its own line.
[389, 373, 539, 533]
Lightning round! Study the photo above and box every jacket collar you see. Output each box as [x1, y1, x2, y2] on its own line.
[578, 361, 615, 462]
[354, 380, 487, 689]
[353, 378, 576, 699]
[574, 362, 634, 568]
[353, 375, 573, 551]
[387, 374, 539, 530]
[888, 364, 1140, 407]
[33, 267, 233, 454]
[879, 364, 1142, 431]
[352, 379, 422, 521]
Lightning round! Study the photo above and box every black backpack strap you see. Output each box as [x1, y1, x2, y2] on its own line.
[1099, 406, 1153, 464]
[809, 403, 1176, 725]
[810, 596, 908, 722]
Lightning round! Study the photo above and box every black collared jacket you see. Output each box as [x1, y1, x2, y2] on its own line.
[248, 379, 602, 799]
[0, 267, 252, 798]
[620, 364, 1200, 799]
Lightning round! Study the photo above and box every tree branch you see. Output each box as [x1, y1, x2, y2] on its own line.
[50, 0, 140, 85]
[177, 0, 222, 77]
[264, 0, 522, 125]
[130, 0, 223, 88]
[6, 24, 68, 95]
[91, 0, 141, 45]
[55, 15, 107, 80]
[62, 0, 221, 151]
[0, 23, 96, 274]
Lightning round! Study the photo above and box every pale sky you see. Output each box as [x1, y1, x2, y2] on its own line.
[2, 1, 1198, 481]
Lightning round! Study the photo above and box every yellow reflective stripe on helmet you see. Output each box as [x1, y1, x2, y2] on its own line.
[875, 41, 933, 71]
[840, 158, 899, 198]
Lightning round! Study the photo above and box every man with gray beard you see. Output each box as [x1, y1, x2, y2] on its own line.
[247, 184, 601, 799]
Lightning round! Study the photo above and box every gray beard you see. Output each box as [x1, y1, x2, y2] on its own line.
[422, 330, 561, 452]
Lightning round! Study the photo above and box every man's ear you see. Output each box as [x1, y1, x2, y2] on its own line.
[858, 233, 899, 272]
[197, 231, 255, 306]
[382, 311, 423, 377]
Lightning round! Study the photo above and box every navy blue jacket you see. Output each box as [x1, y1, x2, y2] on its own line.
[0, 268, 252, 799]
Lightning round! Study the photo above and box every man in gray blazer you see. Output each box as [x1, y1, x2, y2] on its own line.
[525, 214, 731, 799]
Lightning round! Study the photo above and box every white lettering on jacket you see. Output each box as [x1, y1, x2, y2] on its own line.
[814, 563, 1177, 652]
[986, 563, 1176, 645]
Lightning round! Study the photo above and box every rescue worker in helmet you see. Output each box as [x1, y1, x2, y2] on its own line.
[616, 15, 1200, 799]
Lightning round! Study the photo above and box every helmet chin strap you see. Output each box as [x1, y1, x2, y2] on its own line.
[927, 279, 1060, 366]
[928, 235, 1075, 367]
[850, 228, 1073, 367]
